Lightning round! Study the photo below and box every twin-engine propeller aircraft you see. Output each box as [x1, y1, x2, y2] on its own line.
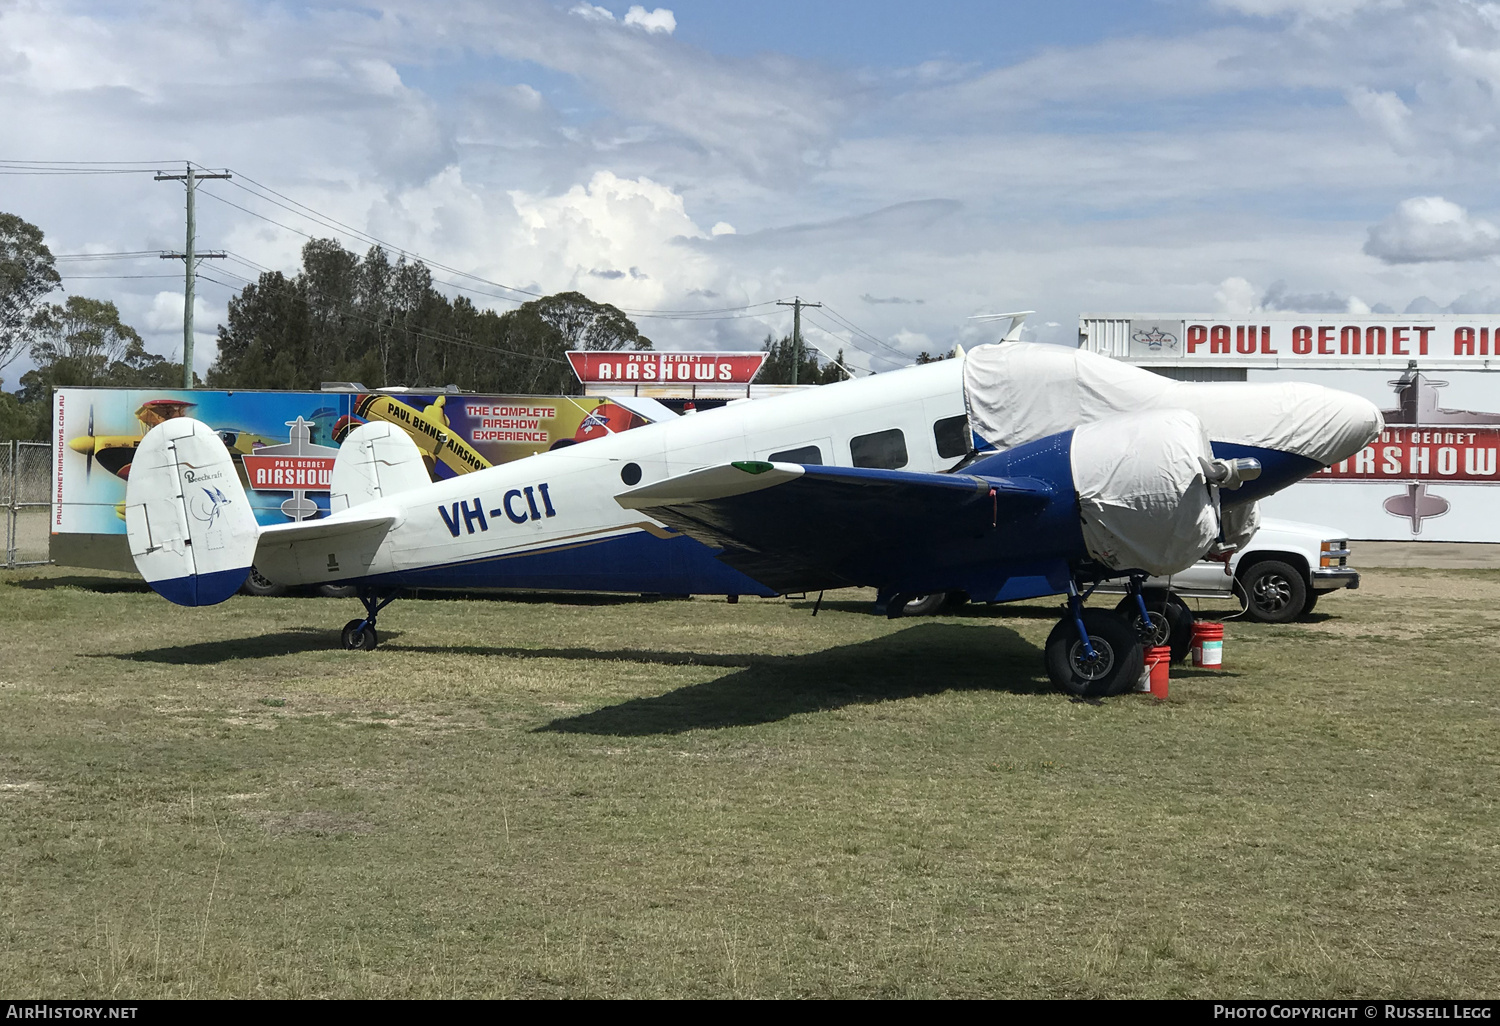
[122, 342, 1381, 696]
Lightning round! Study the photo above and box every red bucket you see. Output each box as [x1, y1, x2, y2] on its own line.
[1144, 644, 1171, 699]
[1191, 622, 1224, 668]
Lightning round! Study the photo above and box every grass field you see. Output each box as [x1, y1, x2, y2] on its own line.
[1, 566, 1497, 998]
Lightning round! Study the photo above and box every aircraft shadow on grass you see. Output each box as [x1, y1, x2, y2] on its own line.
[19, 575, 154, 594]
[101, 620, 1049, 731]
[103, 628, 361, 664]
[531, 622, 1051, 737]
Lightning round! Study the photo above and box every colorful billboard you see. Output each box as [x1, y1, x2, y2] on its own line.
[53, 388, 652, 542]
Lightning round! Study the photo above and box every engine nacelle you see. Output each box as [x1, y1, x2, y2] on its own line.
[1069, 409, 1222, 577]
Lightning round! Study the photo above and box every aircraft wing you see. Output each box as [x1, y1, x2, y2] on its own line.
[616, 461, 1053, 593]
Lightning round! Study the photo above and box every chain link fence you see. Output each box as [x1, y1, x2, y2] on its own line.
[3, 440, 51, 567]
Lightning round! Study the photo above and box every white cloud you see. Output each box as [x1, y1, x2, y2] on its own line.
[622, 6, 676, 34]
[1215, 277, 1260, 315]
[1347, 87, 1412, 148]
[1364, 196, 1500, 264]
[710, 221, 736, 236]
[571, 4, 616, 24]
[1213, 0, 1381, 19]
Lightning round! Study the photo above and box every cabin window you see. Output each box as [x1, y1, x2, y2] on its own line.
[850, 429, 908, 470]
[768, 445, 823, 465]
[933, 415, 970, 459]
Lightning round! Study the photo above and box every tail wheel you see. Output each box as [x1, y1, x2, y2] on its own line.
[1045, 609, 1143, 698]
[340, 619, 379, 651]
[1115, 592, 1193, 664]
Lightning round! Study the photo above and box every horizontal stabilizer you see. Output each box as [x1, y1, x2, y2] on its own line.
[253, 507, 400, 585]
[330, 421, 431, 512]
[617, 461, 1052, 592]
[125, 417, 259, 606]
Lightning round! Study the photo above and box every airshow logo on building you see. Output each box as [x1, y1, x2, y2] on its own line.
[566, 351, 768, 384]
[1316, 371, 1500, 533]
[1130, 324, 1180, 354]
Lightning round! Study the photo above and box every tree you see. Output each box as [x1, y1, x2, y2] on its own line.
[755, 333, 849, 385]
[915, 348, 956, 364]
[0, 212, 61, 375]
[209, 238, 654, 395]
[19, 295, 183, 403]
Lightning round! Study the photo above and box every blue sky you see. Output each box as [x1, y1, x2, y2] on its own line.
[5, 0, 1500, 379]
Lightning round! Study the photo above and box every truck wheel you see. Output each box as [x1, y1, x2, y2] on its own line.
[1241, 560, 1307, 623]
[241, 565, 289, 598]
[1302, 591, 1319, 616]
[1115, 593, 1193, 664]
[1045, 609, 1143, 698]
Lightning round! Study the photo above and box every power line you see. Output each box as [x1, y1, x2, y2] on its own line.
[58, 274, 183, 280]
[815, 304, 915, 361]
[52, 251, 170, 260]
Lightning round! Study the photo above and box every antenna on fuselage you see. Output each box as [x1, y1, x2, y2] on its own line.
[969, 310, 1035, 342]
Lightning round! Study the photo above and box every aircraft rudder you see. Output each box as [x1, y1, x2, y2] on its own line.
[124, 417, 259, 606]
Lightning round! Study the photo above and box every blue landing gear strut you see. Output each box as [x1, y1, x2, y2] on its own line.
[1044, 576, 1144, 698]
[341, 589, 399, 651]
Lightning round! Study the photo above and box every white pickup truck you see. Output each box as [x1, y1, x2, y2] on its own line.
[896, 517, 1358, 624]
[1117, 517, 1359, 623]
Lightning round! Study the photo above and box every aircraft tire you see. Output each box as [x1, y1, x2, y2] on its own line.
[901, 593, 949, 616]
[1115, 592, 1193, 664]
[318, 584, 359, 598]
[241, 565, 289, 598]
[340, 619, 379, 651]
[1044, 609, 1142, 698]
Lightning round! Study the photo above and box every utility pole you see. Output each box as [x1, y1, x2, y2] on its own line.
[776, 296, 821, 385]
[157, 165, 230, 387]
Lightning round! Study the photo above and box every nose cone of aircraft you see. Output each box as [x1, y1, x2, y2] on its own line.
[1314, 387, 1385, 467]
[1203, 383, 1384, 505]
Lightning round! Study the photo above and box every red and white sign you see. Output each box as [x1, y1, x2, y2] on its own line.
[1318, 427, 1500, 483]
[566, 351, 767, 385]
[1083, 314, 1500, 370]
[241, 455, 336, 492]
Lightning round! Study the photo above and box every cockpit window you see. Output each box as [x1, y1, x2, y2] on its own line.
[850, 429, 908, 470]
[768, 445, 823, 465]
[933, 415, 970, 459]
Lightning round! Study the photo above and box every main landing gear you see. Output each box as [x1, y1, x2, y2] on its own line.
[340, 590, 399, 651]
[1044, 576, 1158, 698]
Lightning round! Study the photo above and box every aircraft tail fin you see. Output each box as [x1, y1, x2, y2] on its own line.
[329, 421, 430, 512]
[124, 417, 260, 606]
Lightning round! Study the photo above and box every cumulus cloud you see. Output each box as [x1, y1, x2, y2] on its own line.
[622, 6, 676, 34]
[1214, 277, 1259, 315]
[1364, 196, 1500, 264]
